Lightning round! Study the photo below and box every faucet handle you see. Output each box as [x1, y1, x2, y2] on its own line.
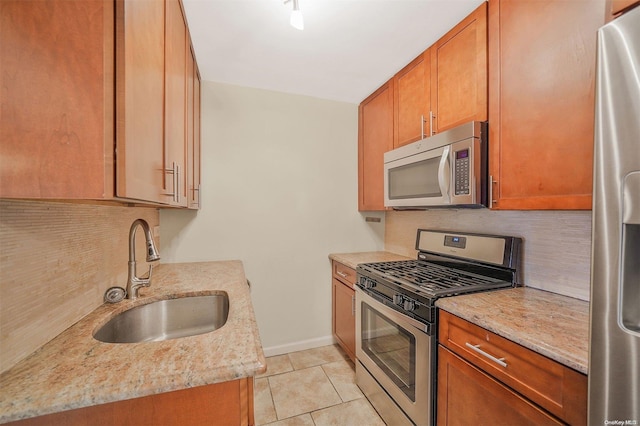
[137, 264, 155, 284]
[145, 264, 155, 281]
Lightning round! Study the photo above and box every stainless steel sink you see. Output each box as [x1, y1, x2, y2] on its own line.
[93, 293, 229, 343]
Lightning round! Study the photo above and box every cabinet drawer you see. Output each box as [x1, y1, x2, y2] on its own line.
[438, 310, 586, 425]
[332, 262, 356, 286]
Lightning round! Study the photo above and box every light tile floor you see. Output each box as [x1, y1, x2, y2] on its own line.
[254, 344, 386, 426]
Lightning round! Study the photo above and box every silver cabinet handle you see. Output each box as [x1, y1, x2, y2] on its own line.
[175, 163, 180, 203]
[421, 114, 426, 139]
[489, 175, 496, 208]
[465, 342, 508, 368]
[430, 111, 436, 136]
[336, 271, 348, 278]
[193, 184, 201, 208]
[164, 162, 177, 202]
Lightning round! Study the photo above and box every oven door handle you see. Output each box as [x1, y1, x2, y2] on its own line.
[356, 288, 430, 334]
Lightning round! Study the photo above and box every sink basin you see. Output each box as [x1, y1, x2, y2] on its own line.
[93, 293, 229, 343]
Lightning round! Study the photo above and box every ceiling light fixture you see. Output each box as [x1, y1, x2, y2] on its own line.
[284, 0, 304, 30]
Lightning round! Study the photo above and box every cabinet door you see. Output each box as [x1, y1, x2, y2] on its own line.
[115, 0, 166, 204]
[0, 0, 114, 199]
[193, 69, 202, 208]
[438, 346, 563, 426]
[358, 81, 394, 211]
[394, 51, 432, 148]
[187, 46, 202, 209]
[431, 2, 487, 134]
[332, 278, 356, 361]
[8, 378, 254, 426]
[164, 0, 187, 207]
[488, 0, 604, 210]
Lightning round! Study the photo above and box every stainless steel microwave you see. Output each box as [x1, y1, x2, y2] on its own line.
[384, 121, 488, 208]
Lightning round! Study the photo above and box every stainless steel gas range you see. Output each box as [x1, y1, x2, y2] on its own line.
[355, 229, 522, 426]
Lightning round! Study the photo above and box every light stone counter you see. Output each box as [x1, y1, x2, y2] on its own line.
[0, 261, 266, 423]
[329, 251, 413, 270]
[329, 252, 589, 374]
[436, 287, 589, 374]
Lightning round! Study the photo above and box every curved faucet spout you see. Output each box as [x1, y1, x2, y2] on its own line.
[126, 219, 160, 299]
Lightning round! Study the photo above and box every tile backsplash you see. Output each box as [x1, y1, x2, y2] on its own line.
[385, 209, 592, 301]
[0, 200, 159, 373]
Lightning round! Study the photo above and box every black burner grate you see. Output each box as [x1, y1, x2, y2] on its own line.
[359, 260, 510, 298]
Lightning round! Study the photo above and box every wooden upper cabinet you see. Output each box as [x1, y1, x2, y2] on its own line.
[358, 81, 394, 211]
[488, 0, 605, 210]
[115, 0, 166, 204]
[393, 51, 432, 148]
[431, 2, 487, 134]
[193, 66, 202, 209]
[163, 0, 188, 207]
[187, 46, 202, 209]
[0, 0, 114, 199]
[1, 0, 201, 208]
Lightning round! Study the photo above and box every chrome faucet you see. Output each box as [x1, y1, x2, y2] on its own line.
[126, 219, 161, 299]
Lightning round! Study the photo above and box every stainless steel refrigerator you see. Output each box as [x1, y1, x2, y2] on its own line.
[589, 4, 640, 425]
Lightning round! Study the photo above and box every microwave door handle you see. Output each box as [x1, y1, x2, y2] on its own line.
[438, 146, 451, 199]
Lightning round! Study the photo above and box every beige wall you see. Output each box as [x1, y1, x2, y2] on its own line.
[0, 200, 159, 373]
[160, 82, 384, 356]
[385, 209, 592, 301]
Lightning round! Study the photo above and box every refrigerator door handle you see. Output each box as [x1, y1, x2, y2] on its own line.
[622, 171, 640, 225]
[619, 171, 640, 336]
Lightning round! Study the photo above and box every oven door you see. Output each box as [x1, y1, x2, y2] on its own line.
[355, 288, 435, 426]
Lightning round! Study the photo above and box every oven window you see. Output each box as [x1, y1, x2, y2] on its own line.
[361, 303, 416, 401]
[388, 157, 442, 199]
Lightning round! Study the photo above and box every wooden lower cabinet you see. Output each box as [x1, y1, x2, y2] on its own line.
[331, 261, 356, 360]
[438, 311, 587, 425]
[438, 346, 562, 425]
[7, 378, 255, 426]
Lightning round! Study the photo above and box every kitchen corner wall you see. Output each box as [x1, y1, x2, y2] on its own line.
[160, 82, 384, 356]
[385, 209, 592, 301]
[0, 200, 159, 373]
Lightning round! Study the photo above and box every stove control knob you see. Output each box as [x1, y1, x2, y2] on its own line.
[362, 278, 376, 289]
[393, 294, 403, 305]
[403, 299, 416, 311]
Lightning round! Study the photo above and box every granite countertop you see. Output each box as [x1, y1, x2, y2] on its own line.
[329, 251, 413, 270]
[330, 252, 590, 374]
[436, 287, 589, 374]
[0, 261, 266, 423]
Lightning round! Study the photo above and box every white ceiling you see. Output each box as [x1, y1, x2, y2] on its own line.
[182, 0, 485, 104]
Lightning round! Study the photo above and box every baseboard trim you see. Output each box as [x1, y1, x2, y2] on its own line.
[262, 335, 337, 358]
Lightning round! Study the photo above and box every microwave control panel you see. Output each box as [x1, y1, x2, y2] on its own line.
[454, 149, 470, 195]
